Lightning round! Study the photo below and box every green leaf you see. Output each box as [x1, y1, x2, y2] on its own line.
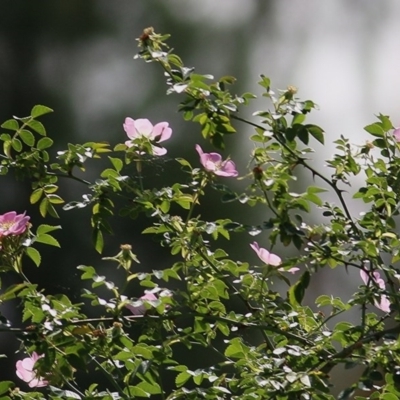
[39, 198, 48, 217]
[37, 137, 54, 150]
[30, 188, 44, 204]
[306, 124, 325, 144]
[19, 129, 35, 146]
[225, 338, 245, 358]
[77, 265, 97, 280]
[46, 199, 59, 218]
[131, 345, 153, 359]
[304, 193, 323, 206]
[136, 381, 161, 395]
[292, 114, 306, 125]
[175, 371, 191, 387]
[258, 75, 271, 89]
[36, 224, 61, 235]
[26, 119, 46, 136]
[31, 104, 53, 118]
[288, 271, 310, 306]
[296, 125, 309, 145]
[381, 395, 399, 400]
[47, 194, 64, 204]
[1, 119, 19, 131]
[35, 233, 60, 247]
[0, 381, 15, 396]
[100, 168, 119, 178]
[93, 228, 104, 253]
[109, 156, 123, 172]
[307, 186, 328, 194]
[364, 123, 384, 137]
[176, 158, 192, 168]
[26, 247, 41, 267]
[0, 284, 27, 301]
[11, 138, 22, 152]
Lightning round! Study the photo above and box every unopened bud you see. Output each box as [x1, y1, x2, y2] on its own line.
[139, 27, 154, 42]
[287, 85, 298, 95]
[365, 141, 374, 149]
[253, 166, 263, 181]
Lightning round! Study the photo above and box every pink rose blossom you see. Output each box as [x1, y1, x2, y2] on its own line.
[126, 292, 158, 315]
[393, 127, 400, 142]
[16, 352, 48, 388]
[195, 145, 238, 177]
[250, 241, 282, 266]
[123, 117, 172, 156]
[0, 211, 30, 237]
[360, 269, 390, 312]
[250, 241, 299, 273]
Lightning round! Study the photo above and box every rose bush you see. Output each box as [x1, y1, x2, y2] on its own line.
[0, 27, 398, 399]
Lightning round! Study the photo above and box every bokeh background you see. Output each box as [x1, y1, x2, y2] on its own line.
[1, 0, 400, 394]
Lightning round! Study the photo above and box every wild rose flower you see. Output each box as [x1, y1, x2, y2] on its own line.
[250, 241, 299, 274]
[16, 352, 48, 388]
[195, 145, 238, 177]
[126, 292, 158, 315]
[0, 211, 30, 237]
[393, 127, 400, 142]
[124, 117, 172, 156]
[360, 269, 390, 312]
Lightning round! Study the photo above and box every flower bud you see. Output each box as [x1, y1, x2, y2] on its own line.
[139, 27, 154, 42]
[284, 85, 298, 101]
[253, 166, 263, 181]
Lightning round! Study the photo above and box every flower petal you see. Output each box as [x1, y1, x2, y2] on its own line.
[152, 122, 172, 142]
[123, 117, 137, 139]
[152, 145, 167, 156]
[134, 118, 154, 138]
[266, 252, 282, 266]
[377, 295, 391, 313]
[127, 292, 158, 315]
[360, 269, 369, 285]
[393, 127, 400, 142]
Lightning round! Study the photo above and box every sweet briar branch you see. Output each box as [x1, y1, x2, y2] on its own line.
[0, 27, 398, 399]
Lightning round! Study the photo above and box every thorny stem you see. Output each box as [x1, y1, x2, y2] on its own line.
[257, 179, 279, 217]
[185, 176, 207, 225]
[231, 114, 361, 235]
[318, 323, 400, 375]
[49, 172, 92, 186]
[92, 357, 129, 400]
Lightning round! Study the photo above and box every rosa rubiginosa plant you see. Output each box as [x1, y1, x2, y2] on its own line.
[0, 27, 399, 400]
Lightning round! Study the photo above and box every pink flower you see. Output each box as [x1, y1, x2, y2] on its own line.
[16, 352, 48, 388]
[126, 292, 158, 315]
[250, 241, 282, 266]
[360, 269, 390, 312]
[250, 241, 299, 273]
[123, 117, 172, 156]
[0, 211, 30, 237]
[195, 145, 238, 177]
[393, 127, 400, 142]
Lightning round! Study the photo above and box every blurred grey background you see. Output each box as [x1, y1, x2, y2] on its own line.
[1, 0, 399, 394]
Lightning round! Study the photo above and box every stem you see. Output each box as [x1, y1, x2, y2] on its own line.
[63, 379, 85, 398]
[196, 249, 275, 351]
[318, 323, 400, 375]
[108, 355, 133, 399]
[136, 159, 144, 191]
[185, 177, 207, 225]
[92, 357, 129, 399]
[49, 172, 91, 186]
[231, 114, 361, 235]
[257, 180, 279, 217]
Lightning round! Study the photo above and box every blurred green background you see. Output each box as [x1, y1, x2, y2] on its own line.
[1, 0, 400, 393]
